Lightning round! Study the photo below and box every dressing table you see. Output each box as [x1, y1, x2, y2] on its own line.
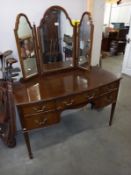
[13, 6, 121, 159]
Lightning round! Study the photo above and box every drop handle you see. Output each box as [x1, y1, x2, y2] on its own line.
[35, 118, 48, 126]
[85, 95, 94, 100]
[33, 105, 46, 113]
[89, 96, 94, 100]
[63, 99, 74, 106]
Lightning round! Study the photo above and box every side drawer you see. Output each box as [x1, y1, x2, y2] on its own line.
[23, 112, 60, 130]
[21, 100, 56, 117]
[93, 90, 118, 109]
[99, 81, 119, 95]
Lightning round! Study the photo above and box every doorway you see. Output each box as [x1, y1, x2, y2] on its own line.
[101, 0, 131, 75]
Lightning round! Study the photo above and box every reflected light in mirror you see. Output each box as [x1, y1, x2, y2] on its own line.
[27, 83, 41, 102]
[77, 75, 88, 89]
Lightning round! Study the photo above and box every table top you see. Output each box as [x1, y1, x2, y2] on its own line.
[13, 67, 121, 105]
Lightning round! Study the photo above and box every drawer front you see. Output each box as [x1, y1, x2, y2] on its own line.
[56, 93, 88, 110]
[99, 81, 119, 95]
[23, 112, 60, 130]
[93, 90, 118, 109]
[56, 88, 101, 111]
[21, 101, 56, 117]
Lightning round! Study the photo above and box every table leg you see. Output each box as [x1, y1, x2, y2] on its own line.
[109, 102, 116, 126]
[23, 131, 33, 159]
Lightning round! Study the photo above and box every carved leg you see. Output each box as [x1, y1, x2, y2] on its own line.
[109, 103, 116, 126]
[23, 131, 33, 159]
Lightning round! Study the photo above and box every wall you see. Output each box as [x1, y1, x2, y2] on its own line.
[104, 3, 112, 25]
[0, 0, 87, 78]
[104, 2, 131, 25]
[88, 0, 105, 66]
[111, 3, 131, 25]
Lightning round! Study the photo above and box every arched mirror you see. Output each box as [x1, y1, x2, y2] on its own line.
[78, 12, 94, 69]
[37, 6, 74, 73]
[14, 14, 38, 79]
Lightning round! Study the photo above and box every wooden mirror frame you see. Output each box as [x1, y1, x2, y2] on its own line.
[77, 12, 94, 70]
[14, 13, 39, 80]
[37, 5, 77, 74]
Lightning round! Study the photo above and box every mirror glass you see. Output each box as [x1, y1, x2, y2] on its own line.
[16, 15, 38, 78]
[78, 13, 92, 68]
[38, 8, 73, 72]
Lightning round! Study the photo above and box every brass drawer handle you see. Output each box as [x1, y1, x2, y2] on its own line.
[85, 95, 94, 100]
[57, 106, 63, 111]
[33, 105, 46, 113]
[35, 118, 48, 126]
[63, 99, 74, 106]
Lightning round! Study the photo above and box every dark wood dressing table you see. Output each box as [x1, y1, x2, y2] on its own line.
[13, 6, 121, 159]
[13, 67, 121, 159]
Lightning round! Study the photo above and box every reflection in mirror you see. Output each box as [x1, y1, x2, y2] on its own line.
[27, 83, 41, 102]
[78, 12, 93, 69]
[14, 14, 38, 79]
[38, 7, 74, 72]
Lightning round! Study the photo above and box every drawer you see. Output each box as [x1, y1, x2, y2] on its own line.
[23, 112, 60, 130]
[56, 95, 86, 110]
[56, 92, 91, 111]
[21, 101, 56, 117]
[93, 90, 118, 109]
[99, 81, 119, 95]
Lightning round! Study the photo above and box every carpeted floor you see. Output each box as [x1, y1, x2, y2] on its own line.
[0, 54, 131, 175]
[101, 54, 123, 75]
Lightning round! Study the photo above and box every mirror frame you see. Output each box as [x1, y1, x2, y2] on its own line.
[14, 13, 39, 80]
[77, 12, 94, 70]
[37, 5, 77, 74]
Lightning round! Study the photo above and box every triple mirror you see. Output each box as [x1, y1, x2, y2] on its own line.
[14, 6, 94, 80]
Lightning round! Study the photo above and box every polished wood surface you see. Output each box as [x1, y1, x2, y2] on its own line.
[13, 67, 120, 105]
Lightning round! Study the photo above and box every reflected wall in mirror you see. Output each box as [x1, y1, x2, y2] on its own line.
[38, 6, 74, 73]
[14, 14, 38, 79]
[78, 12, 94, 69]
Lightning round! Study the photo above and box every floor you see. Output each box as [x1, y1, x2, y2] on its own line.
[101, 54, 123, 75]
[0, 54, 131, 175]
